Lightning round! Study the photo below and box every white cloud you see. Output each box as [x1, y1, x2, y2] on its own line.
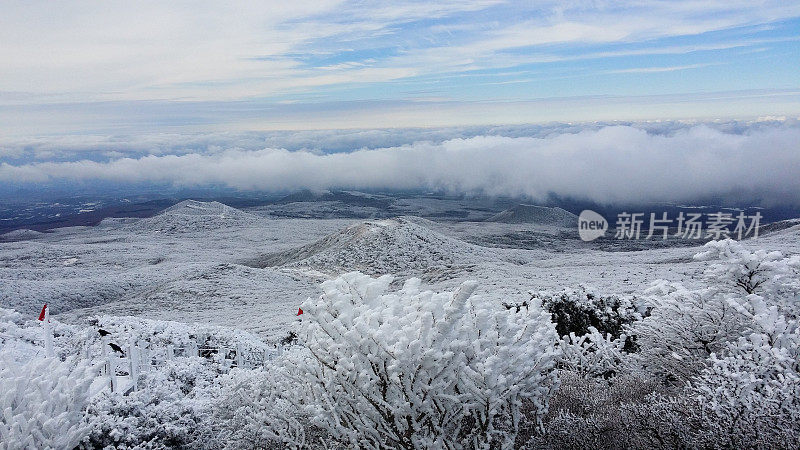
[2, 122, 798, 205]
[2, 1, 799, 104]
[604, 63, 721, 74]
[0, 1, 501, 103]
[369, 2, 800, 77]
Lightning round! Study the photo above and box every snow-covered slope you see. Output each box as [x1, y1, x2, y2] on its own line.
[125, 200, 263, 233]
[97, 217, 140, 227]
[58, 264, 319, 337]
[244, 217, 484, 280]
[0, 201, 351, 337]
[487, 204, 578, 227]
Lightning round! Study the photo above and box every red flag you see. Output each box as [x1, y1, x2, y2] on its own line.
[297, 307, 303, 316]
[38, 303, 47, 321]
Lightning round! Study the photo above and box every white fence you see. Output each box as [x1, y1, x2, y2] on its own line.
[94, 336, 283, 394]
[29, 306, 284, 395]
[92, 335, 283, 395]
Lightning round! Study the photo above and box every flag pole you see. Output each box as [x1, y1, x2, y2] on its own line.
[43, 305, 54, 358]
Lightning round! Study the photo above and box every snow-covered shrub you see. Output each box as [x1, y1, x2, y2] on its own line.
[535, 287, 640, 340]
[602, 327, 800, 448]
[688, 286, 800, 447]
[0, 307, 23, 325]
[289, 272, 560, 449]
[558, 327, 628, 378]
[532, 240, 800, 448]
[691, 333, 800, 447]
[536, 288, 640, 380]
[631, 280, 748, 382]
[85, 357, 221, 449]
[0, 355, 98, 449]
[211, 365, 316, 449]
[535, 376, 796, 450]
[612, 392, 718, 449]
[625, 240, 800, 445]
[694, 238, 800, 297]
[0, 306, 83, 361]
[529, 371, 679, 449]
[635, 241, 800, 383]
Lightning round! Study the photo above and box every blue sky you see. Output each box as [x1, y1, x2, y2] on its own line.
[1, 1, 799, 134]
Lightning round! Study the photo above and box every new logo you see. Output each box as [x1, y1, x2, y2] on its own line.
[578, 210, 607, 241]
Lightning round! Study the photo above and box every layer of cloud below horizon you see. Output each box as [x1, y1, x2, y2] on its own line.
[1, 123, 799, 206]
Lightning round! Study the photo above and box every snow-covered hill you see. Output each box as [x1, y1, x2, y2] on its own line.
[125, 200, 264, 233]
[244, 217, 484, 280]
[487, 204, 578, 227]
[0, 229, 44, 242]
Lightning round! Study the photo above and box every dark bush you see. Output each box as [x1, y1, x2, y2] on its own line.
[535, 288, 641, 340]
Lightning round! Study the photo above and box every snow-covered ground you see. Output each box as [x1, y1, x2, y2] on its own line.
[2, 199, 799, 340]
[2, 199, 800, 448]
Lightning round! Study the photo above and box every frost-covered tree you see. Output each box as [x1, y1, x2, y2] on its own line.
[628, 239, 800, 445]
[697, 239, 800, 324]
[0, 355, 98, 449]
[527, 239, 800, 447]
[288, 272, 561, 449]
[691, 332, 800, 447]
[530, 372, 686, 449]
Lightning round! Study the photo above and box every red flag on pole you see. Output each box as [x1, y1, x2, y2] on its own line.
[297, 307, 303, 316]
[38, 303, 47, 321]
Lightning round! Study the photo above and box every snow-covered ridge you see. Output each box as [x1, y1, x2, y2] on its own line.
[758, 217, 800, 236]
[487, 204, 578, 227]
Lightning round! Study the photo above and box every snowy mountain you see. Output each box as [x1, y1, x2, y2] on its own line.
[244, 216, 483, 280]
[487, 204, 578, 227]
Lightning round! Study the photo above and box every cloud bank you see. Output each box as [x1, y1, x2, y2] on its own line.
[1, 122, 799, 205]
